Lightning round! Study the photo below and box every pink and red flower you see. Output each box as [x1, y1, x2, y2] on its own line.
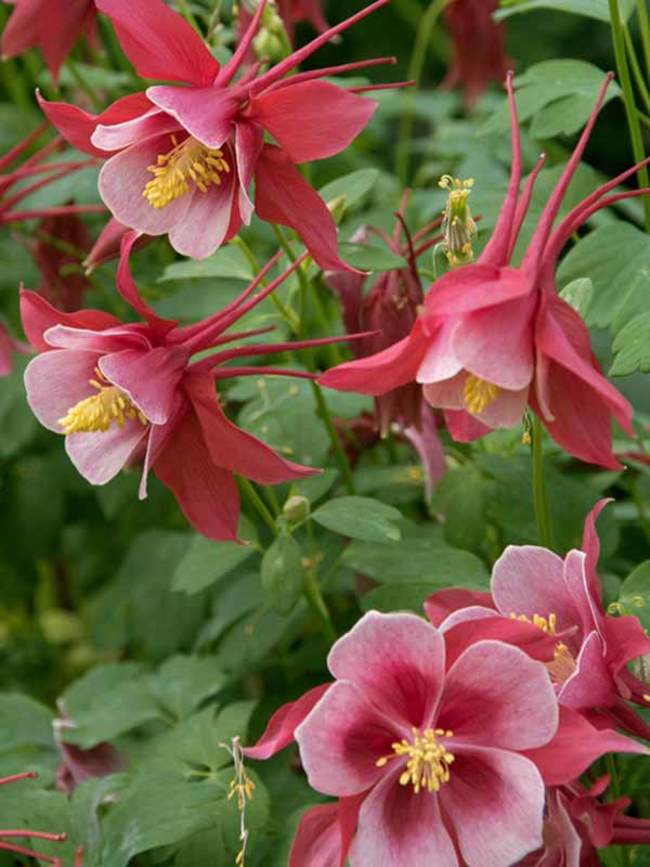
[320, 73, 643, 469]
[20, 234, 358, 540]
[1, 0, 97, 82]
[426, 500, 650, 739]
[38, 0, 395, 267]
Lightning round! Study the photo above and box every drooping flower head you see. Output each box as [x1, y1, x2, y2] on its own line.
[31, 211, 94, 312]
[1, 0, 97, 82]
[426, 500, 650, 740]
[0, 124, 102, 226]
[0, 771, 84, 864]
[442, 0, 510, 108]
[325, 198, 444, 432]
[38, 0, 399, 267]
[21, 234, 360, 540]
[321, 72, 644, 469]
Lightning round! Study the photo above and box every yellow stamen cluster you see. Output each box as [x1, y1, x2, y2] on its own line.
[511, 612, 558, 635]
[511, 612, 577, 684]
[376, 727, 455, 794]
[143, 135, 230, 209]
[58, 369, 147, 435]
[222, 736, 255, 867]
[439, 175, 477, 267]
[463, 374, 499, 415]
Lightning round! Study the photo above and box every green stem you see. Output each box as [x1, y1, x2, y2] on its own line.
[624, 24, 650, 113]
[303, 560, 337, 644]
[636, 0, 650, 80]
[239, 478, 278, 536]
[231, 236, 299, 331]
[65, 59, 103, 111]
[271, 225, 312, 339]
[311, 381, 356, 495]
[609, 0, 650, 232]
[395, 0, 448, 184]
[605, 754, 631, 867]
[531, 417, 554, 549]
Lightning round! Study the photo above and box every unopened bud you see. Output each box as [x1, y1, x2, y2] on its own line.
[283, 495, 310, 524]
[327, 194, 347, 224]
[439, 175, 477, 267]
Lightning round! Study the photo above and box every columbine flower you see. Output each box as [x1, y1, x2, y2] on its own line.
[0, 124, 102, 226]
[321, 72, 642, 469]
[293, 610, 558, 866]
[0, 0, 97, 82]
[21, 235, 359, 541]
[38, 0, 396, 266]
[426, 500, 650, 739]
[54, 711, 125, 795]
[441, 0, 510, 108]
[0, 771, 84, 864]
[31, 211, 94, 312]
[325, 203, 443, 433]
[438, 175, 477, 266]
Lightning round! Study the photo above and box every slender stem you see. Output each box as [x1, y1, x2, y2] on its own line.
[624, 24, 650, 113]
[636, 0, 650, 80]
[239, 478, 278, 536]
[231, 236, 299, 330]
[272, 225, 312, 339]
[311, 381, 356, 495]
[605, 754, 631, 867]
[303, 557, 337, 643]
[395, 0, 448, 184]
[531, 417, 554, 549]
[609, 0, 650, 232]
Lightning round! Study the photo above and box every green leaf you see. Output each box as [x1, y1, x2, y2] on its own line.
[261, 532, 304, 615]
[360, 583, 444, 614]
[337, 242, 406, 272]
[479, 61, 619, 138]
[149, 655, 226, 721]
[557, 222, 650, 330]
[319, 168, 379, 210]
[559, 277, 593, 319]
[610, 312, 650, 377]
[158, 245, 253, 282]
[431, 466, 491, 553]
[496, 0, 634, 23]
[171, 517, 258, 595]
[617, 561, 650, 630]
[0, 693, 54, 753]
[342, 538, 488, 587]
[312, 496, 402, 542]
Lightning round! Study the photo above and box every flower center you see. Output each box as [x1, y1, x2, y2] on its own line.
[58, 369, 147, 434]
[376, 727, 455, 794]
[511, 612, 577, 683]
[143, 135, 230, 209]
[439, 175, 477, 266]
[510, 612, 558, 635]
[463, 374, 500, 415]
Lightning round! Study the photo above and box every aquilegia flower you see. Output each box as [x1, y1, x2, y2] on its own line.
[21, 235, 357, 540]
[38, 0, 395, 266]
[441, 0, 510, 108]
[426, 500, 650, 739]
[321, 72, 642, 469]
[1, 0, 97, 82]
[0, 771, 84, 864]
[31, 211, 94, 312]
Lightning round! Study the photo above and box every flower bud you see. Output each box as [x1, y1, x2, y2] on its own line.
[283, 494, 310, 524]
[439, 175, 477, 267]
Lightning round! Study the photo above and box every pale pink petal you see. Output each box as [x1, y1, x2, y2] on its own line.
[235, 120, 264, 225]
[422, 374, 464, 410]
[295, 681, 401, 797]
[91, 108, 179, 151]
[146, 85, 239, 149]
[472, 383, 529, 429]
[65, 419, 148, 484]
[24, 349, 99, 432]
[557, 631, 615, 709]
[452, 296, 535, 390]
[248, 81, 376, 163]
[99, 347, 187, 425]
[438, 606, 499, 632]
[168, 166, 237, 259]
[327, 611, 445, 729]
[98, 137, 193, 236]
[441, 746, 544, 867]
[43, 324, 150, 354]
[439, 641, 557, 750]
[423, 265, 532, 318]
[492, 545, 582, 633]
[350, 767, 458, 867]
[416, 319, 463, 384]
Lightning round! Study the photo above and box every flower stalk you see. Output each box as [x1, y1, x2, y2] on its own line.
[531, 416, 554, 550]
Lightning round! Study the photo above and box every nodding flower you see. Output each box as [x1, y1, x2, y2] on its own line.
[0, 771, 84, 866]
[0, 124, 103, 226]
[321, 72, 646, 470]
[22, 233, 373, 541]
[38, 0, 408, 267]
